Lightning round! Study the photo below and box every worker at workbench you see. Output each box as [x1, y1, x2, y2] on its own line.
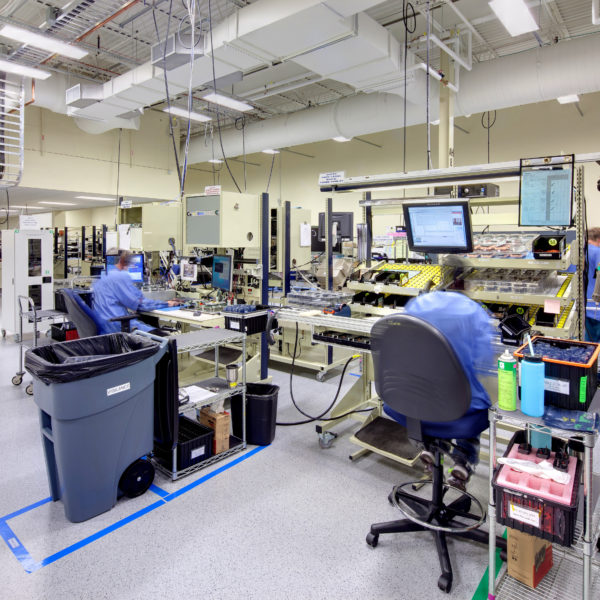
[586, 227, 600, 341]
[384, 291, 494, 490]
[93, 250, 180, 333]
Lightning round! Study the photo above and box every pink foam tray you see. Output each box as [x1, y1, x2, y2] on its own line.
[496, 443, 578, 506]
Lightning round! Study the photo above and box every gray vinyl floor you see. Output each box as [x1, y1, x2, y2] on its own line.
[0, 330, 495, 600]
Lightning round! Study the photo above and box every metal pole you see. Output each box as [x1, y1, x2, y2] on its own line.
[260, 192, 269, 380]
[63, 227, 68, 280]
[365, 194, 373, 269]
[102, 225, 107, 260]
[326, 197, 333, 291]
[81, 226, 86, 261]
[488, 409, 497, 600]
[582, 433, 593, 600]
[92, 225, 97, 257]
[284, 200, 291, 296]
[577, 166, 585, 340]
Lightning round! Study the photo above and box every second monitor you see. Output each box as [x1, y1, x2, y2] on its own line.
[212, 254, 233, 292]
[317, 212, 354, 242]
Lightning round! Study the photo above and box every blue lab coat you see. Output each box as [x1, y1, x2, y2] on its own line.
[92, 269, 168, 333]
[384, 291, 493, 439]
[585, 244, 600, 340]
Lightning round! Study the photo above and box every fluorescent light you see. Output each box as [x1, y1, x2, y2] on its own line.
[557, 94, 579, 104]
[333, 136, 352, 142]
[208, 158, 223, 164]
[0, 24, 88, 59]
[202, 92, 252, 112]
[0, 58, 51, 80]
[7, 205, 29, 209]
[39, 201, 76, 206]
[75, 195, 116, 202]
[262, 149, 280, 155]
[489, 0, 538, 37]
[163, 106, 211, 122]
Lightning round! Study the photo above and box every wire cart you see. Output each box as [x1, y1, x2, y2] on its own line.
[487, 396, 600, 600]
[152, 328, 248, 481]
[11, 295, 66, 396]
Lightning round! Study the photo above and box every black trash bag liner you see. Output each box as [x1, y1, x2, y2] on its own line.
[25, 333, 162, 385]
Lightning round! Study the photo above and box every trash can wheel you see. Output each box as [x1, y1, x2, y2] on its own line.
[118, 459, 155, 499]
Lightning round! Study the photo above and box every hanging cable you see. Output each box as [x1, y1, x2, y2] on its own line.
[426, 0, 432, 170]
[402, 1, 416, 174]
[481, 110, 497, 163]
[114, 127, 122, 227]
[276, 323, 375, 426]
[235, 116, 247, 191]
[208, 0, 242, 193]
[265, 153, 276, 193]
[1, 189, 9, 228]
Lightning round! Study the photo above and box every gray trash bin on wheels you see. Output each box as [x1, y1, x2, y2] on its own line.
[25, 332, 167, 523]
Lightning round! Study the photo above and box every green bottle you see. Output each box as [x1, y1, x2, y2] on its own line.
[498, 349, 517, 411]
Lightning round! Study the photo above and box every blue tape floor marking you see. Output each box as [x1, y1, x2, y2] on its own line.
[349, 373, 361, 378]
[0, 445, 267, 574]
[0, 497, 52, 522]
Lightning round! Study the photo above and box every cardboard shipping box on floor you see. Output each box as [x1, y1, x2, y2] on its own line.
[507, 527, 553, 589]
[199, 408, 230, 454]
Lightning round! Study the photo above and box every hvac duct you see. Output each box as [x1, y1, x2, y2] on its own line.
[188, 33, 600, 162]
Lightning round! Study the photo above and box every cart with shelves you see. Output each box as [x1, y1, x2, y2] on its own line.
[487, 398, 600, 600]
[152, 328, 248, 481]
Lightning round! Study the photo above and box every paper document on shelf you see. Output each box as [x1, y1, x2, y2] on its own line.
[300, 223, 311, 247]
[105, 231, 118, 253]
[182, 385, 217, 404]
[130, 227, 143, 249]
[118, 224, 131, 250]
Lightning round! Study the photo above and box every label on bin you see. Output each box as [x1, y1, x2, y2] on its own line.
[229, 321, 240, 330]
[191, 446, 205, 459]
[107, 382, 131, 396]
[509, 503, 541, 528]
[544, 377, 569, 395]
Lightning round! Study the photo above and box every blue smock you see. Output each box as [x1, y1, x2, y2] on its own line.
[384, 291, 493, 439]
[92, 269, 168, 333]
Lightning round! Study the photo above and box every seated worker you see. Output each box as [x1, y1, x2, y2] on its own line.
[586, 228, 600, 341]
[384, 291, 493, 490]
[93, 250, 180, 333]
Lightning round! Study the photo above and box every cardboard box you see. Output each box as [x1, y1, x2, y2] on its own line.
[198, 409, 230, 454]
[507, 528, 553, 589]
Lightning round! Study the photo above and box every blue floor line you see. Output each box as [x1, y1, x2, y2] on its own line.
[0, 519, 39, 574]
[0, 445, 267, 574]
[148, 483, 169, 498]
[349, 373, 361, 378]
[0, 497, 52, 522]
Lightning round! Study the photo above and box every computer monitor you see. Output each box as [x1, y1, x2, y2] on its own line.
[317, 212, 354, 242]
[403, 200, 473, 254]
[519, 155, 574, 227]
[212, 255, 233, 292]
[106, 253, 144, 282]
[181, 261, 198, 282]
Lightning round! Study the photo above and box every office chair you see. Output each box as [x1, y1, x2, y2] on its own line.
[366, 313, 506, 593]
[60, 289, 138, 337]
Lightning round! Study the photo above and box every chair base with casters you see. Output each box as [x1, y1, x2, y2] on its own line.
[366, 445, 507, 593]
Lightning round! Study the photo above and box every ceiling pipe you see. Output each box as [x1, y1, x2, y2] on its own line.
[187, 33, 600, 163]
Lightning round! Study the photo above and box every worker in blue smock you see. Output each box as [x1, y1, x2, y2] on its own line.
[93, 251, 180, 333]
[585, 228, 600, 341]
[384, 291, 494, 490]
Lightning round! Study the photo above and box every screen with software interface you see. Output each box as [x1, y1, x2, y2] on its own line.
[106, 254, 144, 282]
[407, 204, 469, 250]
[212, 255, 232, 292]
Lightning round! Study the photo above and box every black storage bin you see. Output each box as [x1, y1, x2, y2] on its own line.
[154, 415, 213, 469]
[50, 321, 79, 342]
[492, 430, 581, 547]
[514, 336, 600, 411]
[231, 383, 279, 446]
[224, 309, 269, 335]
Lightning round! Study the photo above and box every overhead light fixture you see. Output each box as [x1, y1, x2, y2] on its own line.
[0, 24, 88, 59]
[262, 149, 280, 155]
[163, 106, 212, 122]
[0, 58, 51, 80]
[202, 92, 253, 112]
[208, 158, 223, 164]
[39, 201, 76, 206]
[7, 205, 29, 209]
[489, 0, 538, 37]
[75, 195, 116, 202]
[557, 94, 580, 104]
[333, 136, 352, 142]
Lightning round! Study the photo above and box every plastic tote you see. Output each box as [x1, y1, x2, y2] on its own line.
[25, 332, 167, 523]
[231, 383, 279, 446]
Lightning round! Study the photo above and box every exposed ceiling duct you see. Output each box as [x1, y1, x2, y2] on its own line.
[187, 33, 600, 163]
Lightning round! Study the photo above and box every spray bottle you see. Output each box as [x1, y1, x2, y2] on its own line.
[497, 350, 517, 411]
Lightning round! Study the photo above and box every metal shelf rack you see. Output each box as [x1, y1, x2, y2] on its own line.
[487, 396, 600, 600]
[152, 328, 248, 481]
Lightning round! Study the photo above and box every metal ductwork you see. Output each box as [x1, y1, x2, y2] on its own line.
[187, 33, 600, 163]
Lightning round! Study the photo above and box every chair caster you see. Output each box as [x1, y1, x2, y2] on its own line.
[366, 532, 379, 548]
[316, 371, 326, 382]
[318, 431, 337, 449]
[26, 384, 33, 396]
[12, 375, 22, 386]
[438, 573, 452, 593]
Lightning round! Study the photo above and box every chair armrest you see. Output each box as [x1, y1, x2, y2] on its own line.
[108, 313, 140, 333]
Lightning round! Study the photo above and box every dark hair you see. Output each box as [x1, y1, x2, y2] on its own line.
[118, 249, 133, 267]
[589, 228, 600, 243]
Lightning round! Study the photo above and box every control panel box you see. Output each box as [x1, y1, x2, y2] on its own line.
[185, 192, 260, 250]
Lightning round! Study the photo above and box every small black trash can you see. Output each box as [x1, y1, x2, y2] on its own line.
[231, 382, 279, 446]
